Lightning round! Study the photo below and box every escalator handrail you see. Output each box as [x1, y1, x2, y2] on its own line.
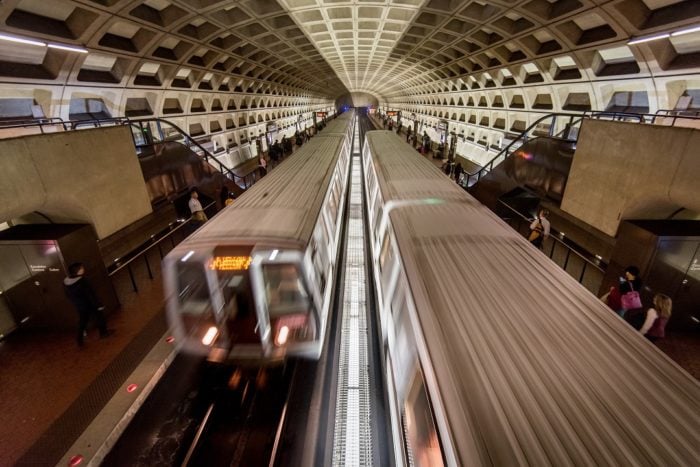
[125, 118, 256, 188]
[462, 107, 700, 188]
[463, 112, 581, 187]
[0, 115, 258, 188]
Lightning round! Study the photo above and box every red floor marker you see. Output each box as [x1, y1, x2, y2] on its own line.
[68, 454, 83, 466]
[166, 336, 175, 343]
[126, 383, 138, 393]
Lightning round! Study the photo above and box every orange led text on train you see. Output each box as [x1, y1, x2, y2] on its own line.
[208, 256, 252, 271]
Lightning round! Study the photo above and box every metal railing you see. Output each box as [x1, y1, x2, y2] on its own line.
[498, 200, 606, 294]
[460, 109, 700, 189]
[583, 109, 700, 126]
[0, 115, 261, 189]
[107, 201, 216, 293]
[124, 118, 260, 189]
[461, 112, 581, 188]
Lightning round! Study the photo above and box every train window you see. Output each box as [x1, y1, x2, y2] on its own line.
[333, 172, 342, 203]
[176, 261, 219, 345]
[366, 165, 377, 198]
[391, 279, 407, 322]
[262, 263, 311, 317]
[379, 232, 393, 272]
[373, 203, 384, 234]
[327, 182, 339, 228]
[402, 369, 445, 467]
[310, 240, 326, 295]
[380, 232, 397, 293]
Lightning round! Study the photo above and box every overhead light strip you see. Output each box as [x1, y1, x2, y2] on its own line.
[0, 33, 88, 53]
[48, 43, 88, 53]
[671, 25, 700, 37]
[628, 24, 700, 45]
[627, 33, 670, 45]
[0, 33, 46, 47]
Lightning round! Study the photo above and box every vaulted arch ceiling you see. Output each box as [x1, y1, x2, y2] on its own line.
[0, 0, 697, 106]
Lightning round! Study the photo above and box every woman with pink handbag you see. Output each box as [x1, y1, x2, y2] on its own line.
[617, 265, 643, 318]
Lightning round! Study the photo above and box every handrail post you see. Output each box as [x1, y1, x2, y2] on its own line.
[127, 265, 138, 293]
[548, 115, 556, 137]
[144, 254, 153, 280]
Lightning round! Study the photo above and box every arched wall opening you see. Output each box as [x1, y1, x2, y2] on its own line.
[336, 92, 379, 110]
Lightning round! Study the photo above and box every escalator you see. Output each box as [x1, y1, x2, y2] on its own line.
[463, 113, 580, 211]
[128, 119, 261, 218]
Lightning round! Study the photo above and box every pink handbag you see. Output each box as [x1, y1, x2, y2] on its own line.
[621, 290, 642, 310]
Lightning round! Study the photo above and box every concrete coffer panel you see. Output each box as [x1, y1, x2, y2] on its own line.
[561, 120, 699, 237]
[0, 126, 152, 239]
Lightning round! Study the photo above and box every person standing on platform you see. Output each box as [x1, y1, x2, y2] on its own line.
[259, 155, 268, 177]
[640, 293, 672, 342]
[64, 262, 112, 348]
[454, 162, 463, 183]
[528, 208, 550, 249]
[189, 188, 208, 224]
[617, 265, 643, 318]
[219, 185, 230, 209]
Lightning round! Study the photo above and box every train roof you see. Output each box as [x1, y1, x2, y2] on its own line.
[185, 117, 351, 247]
[366, 130, 468, 203]
[320, 111, 353, 136]
[364, 131, 700, 465]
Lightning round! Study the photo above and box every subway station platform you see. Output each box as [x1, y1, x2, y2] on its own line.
[0, 262, 170, 466]
[1, 121, 698, 467]
[0, 141, 308, 466]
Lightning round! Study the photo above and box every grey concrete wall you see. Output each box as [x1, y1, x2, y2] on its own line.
[0, 126, 152, 239]
[561, 120, 699, 237]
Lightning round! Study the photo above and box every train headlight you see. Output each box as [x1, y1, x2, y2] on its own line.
[275, 325, 290, 346]
[202, 326, 219, 346]
[272, 314, 315, 347]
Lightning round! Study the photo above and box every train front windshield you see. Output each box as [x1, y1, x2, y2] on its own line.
[176, 251, 257, 352]
[262, 263, 317, 347]
[174, 247, 318, 358]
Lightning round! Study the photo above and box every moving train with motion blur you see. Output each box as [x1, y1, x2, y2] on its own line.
[362, 131, 700, 466]
[163, 111, 354, 362]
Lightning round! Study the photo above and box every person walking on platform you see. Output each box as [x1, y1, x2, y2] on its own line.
[528, 208, 550, 249]
[64, 262, 112, 348]
[189, 189, 208, 224]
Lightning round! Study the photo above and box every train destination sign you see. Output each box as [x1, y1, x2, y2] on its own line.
[209, 256, 252, 271]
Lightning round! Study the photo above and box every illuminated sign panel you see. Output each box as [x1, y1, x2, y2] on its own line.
[386, 111, 398, 116]
[209, 256, 252, 271]
[316, 112, 327, 117]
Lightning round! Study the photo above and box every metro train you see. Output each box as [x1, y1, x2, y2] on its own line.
[163, 111, 354, 362]
[362, 131, 700, 466]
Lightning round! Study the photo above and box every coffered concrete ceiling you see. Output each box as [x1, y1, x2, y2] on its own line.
[0, 0, 698, 103]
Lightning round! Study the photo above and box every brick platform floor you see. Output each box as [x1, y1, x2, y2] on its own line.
[0, 243, 168, 466]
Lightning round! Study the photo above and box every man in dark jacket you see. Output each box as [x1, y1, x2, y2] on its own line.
[64, 262, 112, 347]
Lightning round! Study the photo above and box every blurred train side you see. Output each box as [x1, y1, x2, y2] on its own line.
[363, 130, 700, 466]
[162, 111, 354, 362]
